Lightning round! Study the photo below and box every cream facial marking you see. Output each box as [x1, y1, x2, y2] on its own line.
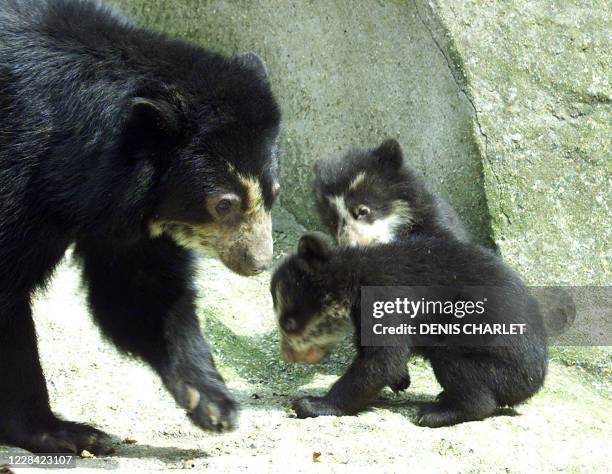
[274, 283, 287, 316]
[235, 174, 273, 262]
[276, 298, 352, 364]
[149, 171, 273, 276]
[348, 172, 366, 191]
[328, 194, 413, 247]
[238, 174, 264, 214]
[272, 181, 281, 197]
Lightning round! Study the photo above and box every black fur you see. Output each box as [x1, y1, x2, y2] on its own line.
[0, 0, 280, 453]
[271, 234, 548, 427]
[314, 138, 470, 243]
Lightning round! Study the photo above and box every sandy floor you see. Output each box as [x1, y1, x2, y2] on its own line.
[0, 245, 610, 473]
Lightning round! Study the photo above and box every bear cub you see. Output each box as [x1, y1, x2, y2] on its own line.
[314, 138, 471, 246]
[313, 138, 569, 390]
[314, 137, 473, 392]
[271, 233, 548, 427]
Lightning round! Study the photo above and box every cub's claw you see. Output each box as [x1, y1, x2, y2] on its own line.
[292, 396, 346, 418]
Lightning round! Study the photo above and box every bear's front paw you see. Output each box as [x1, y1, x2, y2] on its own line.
[2, 416, 115, 455]
[171, 380, 239, 433]
[292, 396, 346, 418]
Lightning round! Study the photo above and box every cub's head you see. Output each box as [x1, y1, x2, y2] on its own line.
[270, 234, 351, 364]
[123, 52, 281, 276]
[314, 139, 422, 247]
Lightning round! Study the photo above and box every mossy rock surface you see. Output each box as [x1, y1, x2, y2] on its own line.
[429, 0, 610, 285]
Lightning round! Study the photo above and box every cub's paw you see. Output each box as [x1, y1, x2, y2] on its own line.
[10, 419, 115, 455]
[171, 380, 239, 433]
[388, 369, 411, 393]
[292, 396, 346, 418]
[416, 402, 445, 428]
[435, 390, 448, 403]
[416, 402, 462, 428]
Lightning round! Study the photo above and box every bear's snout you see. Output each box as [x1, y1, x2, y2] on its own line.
[221, 216, 273, 276]
[241, 250, 272, 275]
[233, 243, 273, 276]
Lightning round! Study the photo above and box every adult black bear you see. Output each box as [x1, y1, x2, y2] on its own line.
[271, 234, 548, 427]
[0, 0, 280, 454]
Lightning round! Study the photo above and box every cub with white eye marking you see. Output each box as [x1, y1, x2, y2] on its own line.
[314, 138, 470, 246]
[314, 139, 574, 384]
[270, 234, 548, 427]
[314, 138, 470, 391]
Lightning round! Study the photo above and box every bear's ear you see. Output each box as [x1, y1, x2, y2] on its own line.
[374, 138, 404, 170]
[297, 233, 330, 262]
[126, 97, 180, 138]
[237, 51, 269, 82]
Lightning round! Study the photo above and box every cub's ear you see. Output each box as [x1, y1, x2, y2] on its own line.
[125, 97, 180, 138]
[237, 51, 269, 81]
[374, 138, 404, 170]
[297, 233, 330, 262]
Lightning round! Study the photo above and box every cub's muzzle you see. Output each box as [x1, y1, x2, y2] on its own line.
[281, 339, 327, 364]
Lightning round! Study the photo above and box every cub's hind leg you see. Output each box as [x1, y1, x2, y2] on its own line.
[388, 364, 411, 393]
[417, 353, 497, 428]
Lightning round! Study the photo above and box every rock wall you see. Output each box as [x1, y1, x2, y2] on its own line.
[112, 0, 610, 284]
[112, 0, 495, 246]
[428, 0, 610, 284]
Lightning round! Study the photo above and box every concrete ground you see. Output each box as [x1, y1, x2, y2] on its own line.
[0, 211, 610, 473]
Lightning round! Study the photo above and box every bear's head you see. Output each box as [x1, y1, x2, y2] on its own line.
[122, 52, 281, 276]
[313, 139, 419, 247]
[270, 234, 352, 364]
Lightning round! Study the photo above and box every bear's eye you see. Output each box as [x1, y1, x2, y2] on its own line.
[355, 205, 370, 219]
[207, 193, 241, 220]
[216, 198, 233, 214]
[282, 317, 298, 332]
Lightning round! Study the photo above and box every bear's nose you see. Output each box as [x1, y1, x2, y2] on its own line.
[240, 251, 270, 276]
[248, 260, 268, 275]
